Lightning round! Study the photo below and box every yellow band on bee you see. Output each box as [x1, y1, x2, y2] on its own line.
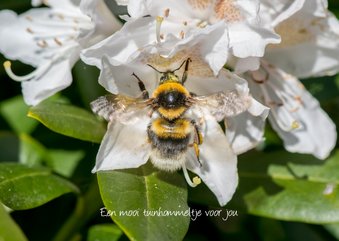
[152, 82, 190, 98]
[158, 106, 186, 120]
[151, 118, 191, 139]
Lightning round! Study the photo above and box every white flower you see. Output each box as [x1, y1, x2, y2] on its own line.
[82, 0, 280, 79]
[31, 0, 43, 7]
[94, 107, 239, 206]
[115, 0, 129, 6]
[83, 21, 258, 205]
[124, 0, 280, 64]
[90, 54, 254, 206]
[82, 15, 230, 76]
[263, 0, 339, 78]
[231, 0, 338, 159]
[0, 0, 121, 105]
[246, 60, 336, 159]
[80, 0, 272, 205]
[80, 11, 270, 153]
[225, 97, 269, 155]
[230, 0, 306, 73]
[83, 14, 229, 85]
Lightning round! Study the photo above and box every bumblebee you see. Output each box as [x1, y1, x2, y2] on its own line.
[91, 59, 250, 172]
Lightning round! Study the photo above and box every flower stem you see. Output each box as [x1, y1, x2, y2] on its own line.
[52, 177, 102, 241]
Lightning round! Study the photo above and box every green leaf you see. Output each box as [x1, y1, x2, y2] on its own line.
[241, 150, 339, 223]
[189, 150, 339, 224]
[19, 134, 46, 166]
[0, 132, 19, 163]
[0, 1, 30, 17]
[87, 224, 123, 241]
[47, 149, 85, 178]
[97, 163, 190, 241]
[0, 163, 79, 210]
[19, 134, 84, 177]
[324, 223, 339, 239]
[28, 101, 106, 143]
[0, 96, 38, 134]
[0, 203, 28, 241]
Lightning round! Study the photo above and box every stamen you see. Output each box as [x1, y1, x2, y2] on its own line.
[182, 163, 201, 187]
[193, 176, 201, 185]
[196, 20, 208, 28]
[164, 8, 170, 18]
[25, 16, 33, 21]
[259, 84, 300, 132]
[4, 61, 35, 82]
[156, 16, 164, 43]
[179, 30, 185, 39]
[291, 120, 300, 129]
[37, 40, 48, 48]
[251, 70, 268, 84]
[33, 31, 78, 40]
[253, 63, 303, 132]
[54, 37, 63, 46]
[58, 14, 65, 20]
[3, 60, 51, 82]
[27, 19, 88, 29]
[265, 81, 303, 114]
[26, 28, 34, 34]
[54, 9, 91, 22]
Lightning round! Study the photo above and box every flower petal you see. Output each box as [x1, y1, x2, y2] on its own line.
[115, 0, 129, 6]
[186, 68, 249, 96]
[259, 0, 305, 27]
[98, 55, 158, 97]
[269, 110, 336, 159]
[248, 62, 337, 159]
[269, 86, 337, 159]
[162, 21, 229, 75]
[186, 112, 238, 206]
[218, 0, 281, 58]
[31, 0, 42, 6]
[226, 98, 269, 155]
[233, 56, 261, 73]
[21, 58, 74, 106]
[92, 117, 151, 172]
[228, 23, 280, 58]
[81, 17, 156, 68]
[265, 1, 339, 78]
[0, 10, 43, 66]
[79, 0, 122, 46]
[41, 0, 78, 9]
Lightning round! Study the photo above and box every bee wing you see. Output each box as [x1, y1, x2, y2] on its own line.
[192, 91, 251, 121]
[91, 95, 151, 124]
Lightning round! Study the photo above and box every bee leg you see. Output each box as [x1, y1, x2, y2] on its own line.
[181, 58, 192, 85]
[191, 120, 203, 167]
[148, 109, 154, 117]
[132, 72, 149, 99]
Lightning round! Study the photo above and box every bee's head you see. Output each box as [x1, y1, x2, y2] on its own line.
[147, 58, 190, 85]
[150, 59, 192, 119]
[159, 72, 180, 84]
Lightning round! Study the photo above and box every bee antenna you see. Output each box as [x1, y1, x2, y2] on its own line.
[173, 58, 191, 73]
[147, 64, 165, 73]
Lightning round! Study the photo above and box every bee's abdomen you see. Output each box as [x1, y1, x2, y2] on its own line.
[147, 118, 192, 171]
